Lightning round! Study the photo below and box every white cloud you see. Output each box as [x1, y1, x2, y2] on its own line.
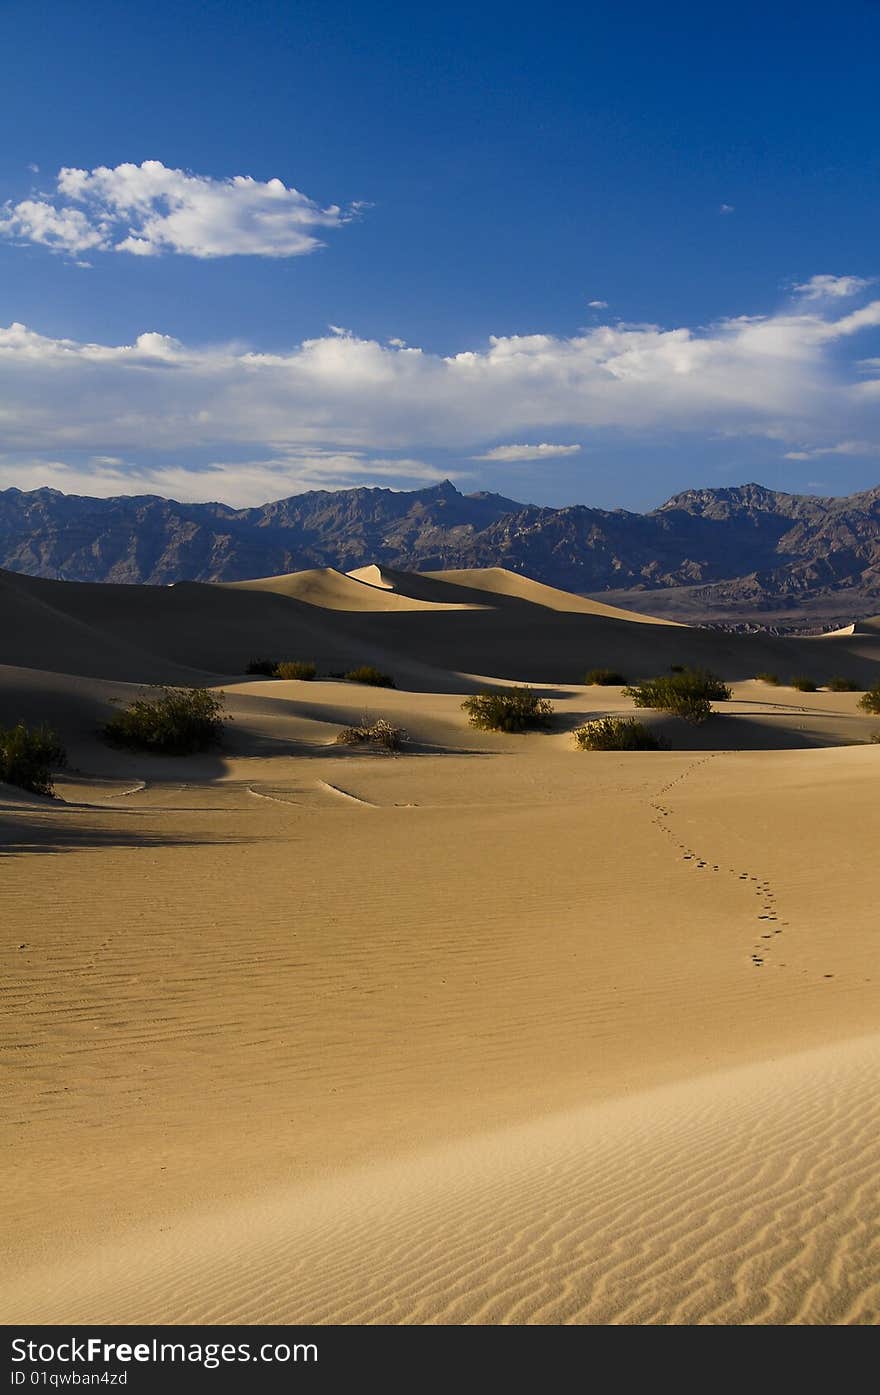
[719, 204, 735, 215]
[0, 161, 357, 259]
[0, 451, 453, 508]
[472, 443, 582, 462]
[783, 440, 880, 460]
[587, 300, 608, 309]
[793, 274, 871, 301]
[1, 281, 879, 500]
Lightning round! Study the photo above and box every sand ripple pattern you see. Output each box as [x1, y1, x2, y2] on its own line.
[7, 1036, 879, 1326]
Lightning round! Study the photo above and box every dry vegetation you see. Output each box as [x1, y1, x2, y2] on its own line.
[103, 688, 226, 754]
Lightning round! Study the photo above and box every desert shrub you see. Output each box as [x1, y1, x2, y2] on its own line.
[669, 664, 685, 674]
[336, 717, 407, 752]
[585, 668, 626, 686]
[790, 676, 818, 693]
[103, 687, 226, 755]
[756, 672, 781, 685]
[623, 667, 732, 726]
[859, 683, 880, 715]
[275, 660, 317, 681]
[573, 717, 663, 751]
[344, 665, 396, 688]
[245, 658, 279, 677]
[871, 732, 880, 744]
[827, 676, 860, 693]
[0, 722, 66, 796]
[462, 687, 554, 732]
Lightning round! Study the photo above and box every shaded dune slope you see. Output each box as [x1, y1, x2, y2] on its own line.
[2, 565, 878, 690]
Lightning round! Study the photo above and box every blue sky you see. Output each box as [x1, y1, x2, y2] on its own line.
[1, 0, 878, 509]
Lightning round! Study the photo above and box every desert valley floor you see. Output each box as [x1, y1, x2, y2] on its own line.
[1, 563, 879, 1324]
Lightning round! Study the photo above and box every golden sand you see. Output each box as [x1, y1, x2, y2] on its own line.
[1, 564, 878, 1323]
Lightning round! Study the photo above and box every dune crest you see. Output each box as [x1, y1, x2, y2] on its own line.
[350, 562, 680, 623]
[227, 566, 476, 612]
[822, 615, 880, 637]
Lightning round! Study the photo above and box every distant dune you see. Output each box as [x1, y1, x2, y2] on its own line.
[350, 563, 680, 623]
[822, 615, 880, 637]
[2, 563, 878, 690]
[227, 566, 478, 612]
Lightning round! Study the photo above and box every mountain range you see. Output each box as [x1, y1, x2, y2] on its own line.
[1, 479, 879, 626]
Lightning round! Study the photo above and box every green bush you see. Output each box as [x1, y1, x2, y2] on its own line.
[246, 658, 318, 679]
[859, 683, 880, 715]
[827, 676, 860, 693]
[756, 672, 781, 685]
[791, 676, 818, 693]
[275, 660, 317, 681]
[0, 722, 66, 796]
[103, 687, 226, 755]
[623, 667, 732, 725]
[336, 717, 407, 752]
[585, 668, 626, 686]
[462, 687, 554, 732]
[344, 665, 396, 688]
[573, 717, 663, 751]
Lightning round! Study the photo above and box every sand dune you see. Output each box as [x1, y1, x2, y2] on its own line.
[227, 566, 477, 612]
[2, 564, 879, 1325]
[2, 564, 878, 688]
[7, 1035, 878, 1325]
[422, 565, 682, 622]
[822, 615, 880, 637]
[350, 563, 679, 622]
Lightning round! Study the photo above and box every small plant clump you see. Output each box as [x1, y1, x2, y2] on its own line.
[584, 668, 627, 686]
[0, 722, 66, 796]
[756, 672, 781, 685]
[246, 658, 318, 680]
[103, 687, 226, 755]
[623, 667, 732, 726]
[462, 687, 554, 733]
[275, 660, 317, 681]
[344, 665, 396, 688]
[336, 717, 407, 752]
[573, 717, 663, 751]
[859, 682, 880, 715]
[871, 731, 880, 744]
[790, 676, 818, 693]
[827, 676, 860, 693]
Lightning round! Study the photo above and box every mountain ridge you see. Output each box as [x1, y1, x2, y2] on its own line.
[1, 479, 879, 622]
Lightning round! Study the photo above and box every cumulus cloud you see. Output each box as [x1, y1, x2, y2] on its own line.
[1, 280, 879, 500]
[587, 300, 608, 309]
[0, 161, 358, 259]
[793, 274, 871, 301]
[472, 443, 582, 462]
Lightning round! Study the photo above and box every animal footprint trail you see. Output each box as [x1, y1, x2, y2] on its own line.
[647, 755, 791, 973]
